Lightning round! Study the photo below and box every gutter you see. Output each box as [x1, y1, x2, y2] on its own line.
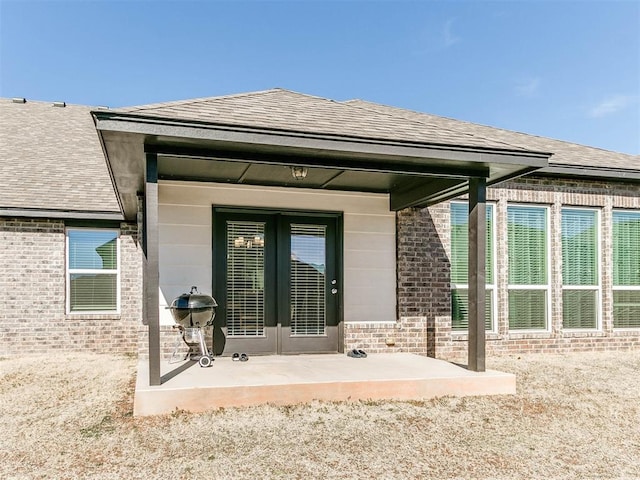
[92, 110, 552, 163]
[0, 207, 124, 221]
[538, 164, 640, 182]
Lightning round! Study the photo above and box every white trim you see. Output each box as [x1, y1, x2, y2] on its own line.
[506, 203, 552, 333]
[65, 227, 121, 315]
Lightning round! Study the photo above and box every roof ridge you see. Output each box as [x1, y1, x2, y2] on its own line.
[1, 97, 98, 109]
[118, 88, 288, 112]
[342, 99, 535, 153]
[120, 88, 352, 113]
[345, 99, 636, 158]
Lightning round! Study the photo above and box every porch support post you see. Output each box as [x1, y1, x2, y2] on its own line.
[468, 177, 486, 372]
[144, 152, 161, 386]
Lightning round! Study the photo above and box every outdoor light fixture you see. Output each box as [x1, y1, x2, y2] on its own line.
[291, 166, 308, 180]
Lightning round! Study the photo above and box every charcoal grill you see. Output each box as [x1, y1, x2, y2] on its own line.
[168, 286, 218, 367]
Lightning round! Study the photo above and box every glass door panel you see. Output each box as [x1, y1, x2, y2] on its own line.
[290, 224, 327, 336]
[280, 215, 339, 354]
[226, 221, 266, 337]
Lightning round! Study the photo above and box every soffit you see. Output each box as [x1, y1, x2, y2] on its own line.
[95, 90, 551, 220]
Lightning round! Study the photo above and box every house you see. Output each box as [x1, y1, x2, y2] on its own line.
[2, 90, 639, 385]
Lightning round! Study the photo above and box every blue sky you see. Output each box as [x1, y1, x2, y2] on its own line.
[1, 0, 638, 154]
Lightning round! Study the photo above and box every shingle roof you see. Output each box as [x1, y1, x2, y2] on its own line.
[117, 89, 537, 153]
[0, 99, 121, 216]
[3, 89, 637, 221]
[343, 99, 638, 170]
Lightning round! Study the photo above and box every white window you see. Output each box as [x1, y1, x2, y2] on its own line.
[450, 201, 496, 333]
[66, 228, 120, 314]
[612, 210, 640, 329]
[561, 208, 600, 330]
[507, 205, 550, 331]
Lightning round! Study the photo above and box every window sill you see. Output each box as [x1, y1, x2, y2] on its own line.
[612, 328, 640, 335]
[66, 313, 121, 320]
[507, 332, 553, 340]
[451, 333, 502, 342]
[561, 330, 605, 338]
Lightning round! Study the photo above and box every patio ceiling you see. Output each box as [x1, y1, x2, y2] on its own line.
[94, 110, 550, 221]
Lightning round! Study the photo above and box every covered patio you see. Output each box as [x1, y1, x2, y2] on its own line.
[93, 89, 550, 397]
[133, 352, 516, 416]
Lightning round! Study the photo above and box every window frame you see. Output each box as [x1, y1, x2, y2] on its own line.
[507, 203, 551, 333]
[65, 227, 121, 315]
[612, 209, 640, 330]
[560, 207, 601, 331]
[449, 200, 497, 334]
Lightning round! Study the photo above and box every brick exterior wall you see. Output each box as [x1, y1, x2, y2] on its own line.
[0, 218, 143, 356]
[344, 205, 451, 356]
[404, 177, 640, 362]
[343, 176, 640, 361]
[4, 176, 640, 361]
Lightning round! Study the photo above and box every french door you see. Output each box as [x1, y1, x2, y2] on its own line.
[213, 208, 341, 355]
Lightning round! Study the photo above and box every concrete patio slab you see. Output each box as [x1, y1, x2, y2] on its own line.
[134, 353, 516, 416]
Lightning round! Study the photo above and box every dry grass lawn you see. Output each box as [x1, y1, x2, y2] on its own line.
[1, 350, 639, 479]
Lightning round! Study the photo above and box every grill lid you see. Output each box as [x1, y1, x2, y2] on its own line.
[170, 286, 218, 310]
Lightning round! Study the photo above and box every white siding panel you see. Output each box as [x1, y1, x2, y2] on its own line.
[160, 245, 211, 266]
[346, 249, 396, 270]
[161, 182, 391, 214]
[160, 205, 211, 225]
[161, 265, 210, 288]
[344, 232, 395, 252]
[160, 224, 210, 246]
[345, 268, 396, 290]
[158, 181, 396, 324]
[345, 213, 395, 233]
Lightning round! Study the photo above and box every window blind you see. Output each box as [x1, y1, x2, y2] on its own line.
[613, 291, 640, 328]
[613, 211, 640, 328]
[562, 209, 597, 285]
[508, 206, 547, 285]
[226, 221, 265, 337]
[507, 206, 548, 330]
[613, 211, 640, 286]
[562, 290, 597, 329]
[450, 202, 494, 331]
[450, 202, 493, 284]
[508, 290, 546, 330]
[451, 289, 493, 331]
[68, 230, 117, 270]
[561, 209, 598, 329]
[290, 224, 326, 336]
[70, 274, 117, 311]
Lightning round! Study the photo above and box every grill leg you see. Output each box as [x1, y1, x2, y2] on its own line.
[197, 328, 210, 358]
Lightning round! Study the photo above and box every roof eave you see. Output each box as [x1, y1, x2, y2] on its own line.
[92, 110, 551, 215]
[93, 110, 552, 163]
[0, 207, 124, 221]
[538, 164, 640, 182]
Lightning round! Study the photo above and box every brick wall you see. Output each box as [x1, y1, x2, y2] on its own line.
[0, 218, 143, 356]
[347, 176, 640, 361]
[433, 176, 640, 361]
[4, 175, 640, 361]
